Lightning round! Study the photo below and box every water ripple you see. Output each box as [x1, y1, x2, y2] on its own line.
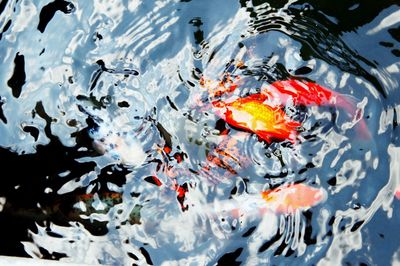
[0, 0, 399, 265]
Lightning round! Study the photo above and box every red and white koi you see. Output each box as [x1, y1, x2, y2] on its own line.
[200, 73, 370, 143]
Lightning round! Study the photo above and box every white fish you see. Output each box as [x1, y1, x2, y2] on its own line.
[89, 116, 146, 167]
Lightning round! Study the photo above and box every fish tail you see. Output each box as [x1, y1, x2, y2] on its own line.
[261, 184, 327, 214]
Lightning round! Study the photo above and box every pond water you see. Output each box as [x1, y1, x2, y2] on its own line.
[0, 0, 399, 265]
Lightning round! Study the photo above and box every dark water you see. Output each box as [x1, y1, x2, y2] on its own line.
[0, 0, 399, 265]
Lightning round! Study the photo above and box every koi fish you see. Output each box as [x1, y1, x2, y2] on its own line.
[212, 95, 301, 143]
[395, 186, 400, 200]
[204, 62, 349, 108]
[264, 79, 342, 106]
[201, 75, 370, 141]
[90, 122, 146, 167]
[210, 183, 326, 219]
[148, 184, 326, 236]
[261, 183, 326, 214]
[264, 80, 370, 139]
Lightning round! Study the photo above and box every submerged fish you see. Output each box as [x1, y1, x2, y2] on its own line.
[210, 183, 326, 219]
[212, 95, 301, 143]
[142, 183, 326, 239]
[264, 79, 343, 107]
[88, 117, 146, 167]
[261, 183, 326, 214]
[77, 104, 146, 167]
[201, 75, 370, 142]
[265, 80, 370, 139]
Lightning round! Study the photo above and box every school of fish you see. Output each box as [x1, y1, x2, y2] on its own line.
[80, 59, 372, 227]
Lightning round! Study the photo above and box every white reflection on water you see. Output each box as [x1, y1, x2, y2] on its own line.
[320, 145, 400, 265]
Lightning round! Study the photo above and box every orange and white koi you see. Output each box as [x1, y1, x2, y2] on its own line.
[264, 79, 370, 139]
[210, 183, 326, 219]
[260, 183, 326, 214]
[264, 79, 345, 107]
[201, 74, 370, 142]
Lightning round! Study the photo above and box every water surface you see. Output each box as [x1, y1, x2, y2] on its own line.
[0, 0, 399, 265]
